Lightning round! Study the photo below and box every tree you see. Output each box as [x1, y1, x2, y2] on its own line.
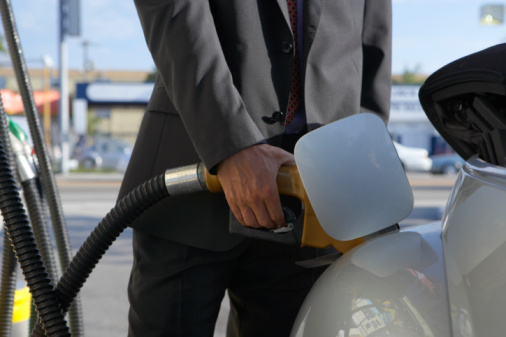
[398, 64, 425, 84]
[392, 65, 427, 85]
[145, 68, 158, 82]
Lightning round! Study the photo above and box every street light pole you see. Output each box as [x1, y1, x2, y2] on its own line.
[59, 0, 70, 173]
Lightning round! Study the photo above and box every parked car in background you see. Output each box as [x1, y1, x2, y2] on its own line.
[430, 153, 465, 175]
[77, 138, 132, 173]
[393, 141, 432, 172]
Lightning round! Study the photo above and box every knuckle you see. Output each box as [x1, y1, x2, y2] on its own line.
[258, 218, 274, 229]
[274, 213, 285, 224]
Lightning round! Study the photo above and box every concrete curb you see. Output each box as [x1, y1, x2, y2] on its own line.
[55, 172, 124, 181]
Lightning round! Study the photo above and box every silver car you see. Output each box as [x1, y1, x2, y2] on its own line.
[78, 138, 132, 173]
[290, 44, 506, 337]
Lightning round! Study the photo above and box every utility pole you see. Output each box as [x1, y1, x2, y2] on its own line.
[82, 39, 89, 81]
[82, 39, 96, 81]
[58, 0, 80, 173]
[59, 0, 69, 173]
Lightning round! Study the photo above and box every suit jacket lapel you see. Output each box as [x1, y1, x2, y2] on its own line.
[276, 0, 290, 28]
[303, 0, 325, 64]
[276, 0, 324, 65]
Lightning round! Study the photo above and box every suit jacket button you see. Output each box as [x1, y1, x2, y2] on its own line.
[281, 42, 293, 54]
[272, 111, 285, 122]
[262, 111, 285, 125]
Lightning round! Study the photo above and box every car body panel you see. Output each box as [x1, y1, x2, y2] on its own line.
[291, 155, 506, 337]
[442, 156, 506, 337]
[291, 221, 451, 337]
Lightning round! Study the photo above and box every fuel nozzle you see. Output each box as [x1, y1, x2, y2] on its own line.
[163, 163, 364, 253]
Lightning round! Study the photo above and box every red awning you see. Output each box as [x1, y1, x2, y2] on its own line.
[0, 89, 60, 115]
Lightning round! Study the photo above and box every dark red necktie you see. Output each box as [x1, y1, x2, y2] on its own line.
[285, 0, 301, 126]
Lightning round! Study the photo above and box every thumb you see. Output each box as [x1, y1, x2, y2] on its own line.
[271, 146, 296, 166]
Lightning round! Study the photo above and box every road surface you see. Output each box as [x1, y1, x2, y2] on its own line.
[3, 171, 457, 336]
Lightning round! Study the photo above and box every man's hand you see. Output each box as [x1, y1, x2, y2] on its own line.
[217, 144, 295, 229]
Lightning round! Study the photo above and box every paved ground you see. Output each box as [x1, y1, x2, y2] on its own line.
[2, 171, 457, 336]
[54, 172, 231, 336]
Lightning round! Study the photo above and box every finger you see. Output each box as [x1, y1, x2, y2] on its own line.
[256, 178, 285, 228]
[242, 174, 284, 229]
[228, 202, 245, 226]
[228, 193, 267, 228]
[240, 205, 263, 228]
[271, 146, 296, 166]
[238, 201, 282, 229]
[231, 192, 284, 229]
[264, 197, 285, 228]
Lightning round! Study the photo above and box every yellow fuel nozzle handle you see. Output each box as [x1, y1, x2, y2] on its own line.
[203, 165, 363, 254]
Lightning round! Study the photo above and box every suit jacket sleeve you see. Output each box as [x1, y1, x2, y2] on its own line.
[361, 0, 392, 123]
[133, 0, 266, 171]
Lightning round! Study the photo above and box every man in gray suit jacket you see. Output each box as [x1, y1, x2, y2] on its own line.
[119, 0, 392, 336]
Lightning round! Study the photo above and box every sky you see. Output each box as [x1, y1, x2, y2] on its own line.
[3, 0, 506, 76]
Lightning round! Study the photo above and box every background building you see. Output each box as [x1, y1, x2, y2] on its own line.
[0, 67, 151, 150]
[0, 66, 453, 161]
[388, 85, 453, 155]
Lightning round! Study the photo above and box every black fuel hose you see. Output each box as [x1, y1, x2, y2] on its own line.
[0, 140, 70, 336]
[0, 0, 83, 334]
[30, 172, 169, 337]
[0, 90, 17, 336]
[0, 234, 17, 336]
[23, 178, 60, 332]
[22, 178, 59, 287]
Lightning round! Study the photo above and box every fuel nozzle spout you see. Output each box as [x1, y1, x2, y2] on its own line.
[164, 162, 223, 195]
[164, 163, 208, 196]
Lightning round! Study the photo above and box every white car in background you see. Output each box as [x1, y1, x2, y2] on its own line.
[393, 141, 432, 172]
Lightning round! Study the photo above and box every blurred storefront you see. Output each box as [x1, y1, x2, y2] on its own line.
[388, 85, 452, 155]
[0, 65, 451, 156]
